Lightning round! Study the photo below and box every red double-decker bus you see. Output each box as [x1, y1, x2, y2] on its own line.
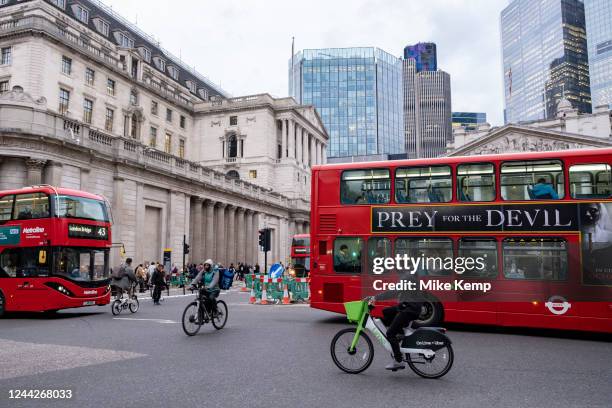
[290, 234, 310, 278]
[0, 186, 112, 314]
[310, 148, 612, 333]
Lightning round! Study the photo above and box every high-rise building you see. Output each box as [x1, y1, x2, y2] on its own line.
[501, 0, 591, 124]
[289, 47, 404, 159]
[584, 0, 612, 108]
[403, 59, 452, 159]
[403, 42, 437, 72]
[452, 112, 487, 130]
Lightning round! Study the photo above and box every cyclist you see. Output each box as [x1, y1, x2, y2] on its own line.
[190, 259, 220, 315]
[372, 271, 424, 371]
[111, 258, 137, 299]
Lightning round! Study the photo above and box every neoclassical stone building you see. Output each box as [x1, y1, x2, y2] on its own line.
[0, 0, 326, 267]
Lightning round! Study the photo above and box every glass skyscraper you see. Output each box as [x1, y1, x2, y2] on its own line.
[289, 48, 404, 158]
[403, 42, 437, 72]
[501, 0, 591, 124]
[452, 112, 487, 130]
[584, 0, 612, 108]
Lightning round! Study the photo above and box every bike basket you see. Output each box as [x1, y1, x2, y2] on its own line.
[344, 301, 367, 322]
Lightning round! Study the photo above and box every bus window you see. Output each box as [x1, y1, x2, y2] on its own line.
[502, 238, 567, 280]
[457, 163, 495, 202]
[367, 237, 392, 274]
[13, 193, 50, 220]
[394, 238, 453, 276]
[395, 166, 452, 203]
[0, 247, 50, 277]
[501, 160, 564, 200]
[54, 247, 110, 281]
[333, 237, 363, 273]
[340, 169, 390, 205]
[458, 239, 498, 278]
[0, 195, 14, 221]
[569, 163, 612, 199]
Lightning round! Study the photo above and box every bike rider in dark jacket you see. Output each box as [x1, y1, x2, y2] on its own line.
[190, 259, 220, 314]
[373, 270, 424, 371]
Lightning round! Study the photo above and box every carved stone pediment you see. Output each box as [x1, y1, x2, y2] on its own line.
[0, 88, 47, 107]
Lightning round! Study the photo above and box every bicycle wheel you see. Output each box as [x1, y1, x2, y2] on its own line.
[330, 328, 374, 374]
[212, 300, 228, 330]
[111, 300, 122, 316]
[406, 344, 454, 379]
[129, 296, 139, 313]
[182, 302, 202, 336]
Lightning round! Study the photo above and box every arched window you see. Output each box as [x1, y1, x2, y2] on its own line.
[226, 170, 240, 179]
[228, 134, 238, 158]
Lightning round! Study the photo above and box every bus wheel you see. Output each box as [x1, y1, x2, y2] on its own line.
[416, 301, 444, 327]
[0, 291, 5, 317]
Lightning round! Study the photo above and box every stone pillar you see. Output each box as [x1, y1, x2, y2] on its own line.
[315, 141, 321, 165]
[192, 197, 204, 262]
[226, 205, 236, 265]
[296, 125, 303, 164]
[111, 177, 124, 267]
[25, 159, 47, 186]
[310, 135, 316, 167]
[303, 129, 309, 165]
[43, 161, 63, 186]
[245, 210, 254, 265]
[281, 119, 287, 159]
[215, 202, 227, 265]
[288, 120, 295, 158]
[236, 207, 246, 263]
[322, 147, 327, 164]
[205, 200, 216, 261]
[252, 212, 260, 266]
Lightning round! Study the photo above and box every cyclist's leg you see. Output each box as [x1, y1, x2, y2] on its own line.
[386, 310, 415, 362]
[381, 305, 399, 327]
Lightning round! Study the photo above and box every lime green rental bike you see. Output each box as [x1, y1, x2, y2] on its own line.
[330, 299, 454, 378]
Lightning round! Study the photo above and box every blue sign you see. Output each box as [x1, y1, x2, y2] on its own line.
[269, 263, 285, 279]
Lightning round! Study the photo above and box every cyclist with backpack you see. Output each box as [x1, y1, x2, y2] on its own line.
[190, 259, 220, 315]
[111, 258, 137, 299]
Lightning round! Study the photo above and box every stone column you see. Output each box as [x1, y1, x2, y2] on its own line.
[322, 147, 327, 164]
[236, 207, 246, 263]
[310, 135, 316, 167]
[25, 159, 47, 186]
[215, 202, 227, 265]
[245, 210, 254, 265]
[111, 177, 124, 267]
[288, 120, 295, 158]
[281, 119, 287, 159]
[252, 212, 260, 266]
[315, 141, 321, 165]
[303, 129, 309, 165]
[192, 197, 204, 262]
[43, 161, 63, 186]
[226, 205, 236, 265]
[205, 200, 216, 261]
[296, 125, 303, 164]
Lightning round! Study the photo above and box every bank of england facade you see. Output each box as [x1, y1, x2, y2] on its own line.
[0, 0, 328, 267]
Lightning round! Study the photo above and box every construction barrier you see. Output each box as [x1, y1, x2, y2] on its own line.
[247, 275, 310, 305]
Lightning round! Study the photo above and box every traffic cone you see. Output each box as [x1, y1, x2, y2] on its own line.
[282, 283, 290, 304]
[260, 281, 268, 305]
[249, 280, 256, 304]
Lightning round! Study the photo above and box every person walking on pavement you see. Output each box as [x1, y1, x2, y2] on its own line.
[135, 263, 147, 293]
[151, 263, 166, 305]
[147, 261, 157, 288]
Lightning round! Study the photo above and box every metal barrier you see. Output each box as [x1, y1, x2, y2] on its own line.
[247, 275, 310, 305]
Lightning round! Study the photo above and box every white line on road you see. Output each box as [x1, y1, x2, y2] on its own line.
[113, 317, 179, 324]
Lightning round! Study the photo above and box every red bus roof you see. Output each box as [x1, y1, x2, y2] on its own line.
[312, 147, 612, 171]
[293, 234, 310, 239]
[0, 186, 105, 201]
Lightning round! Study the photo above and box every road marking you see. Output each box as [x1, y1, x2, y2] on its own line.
[113, 317, 178, 324]
[0, 339, 146, 380]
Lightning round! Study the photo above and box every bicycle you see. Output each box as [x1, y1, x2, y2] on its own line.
[181, 285, 228, 336]
[330, 299, 454, 378]
[111, 283, 139, 315]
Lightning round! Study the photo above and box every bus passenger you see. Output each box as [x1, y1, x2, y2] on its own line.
[529, 178, 558, 199]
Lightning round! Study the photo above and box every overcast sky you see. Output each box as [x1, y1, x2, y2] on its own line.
[102, 0, 508, 125]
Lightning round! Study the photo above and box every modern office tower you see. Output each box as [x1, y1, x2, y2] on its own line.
[403, 59, 452, 159]
[289, 47, 404, 159]
[501, 0, 591, 123]
[403, 42, 437, 72]
[584, 0, 612, 108]
[452, 112, 487, 130]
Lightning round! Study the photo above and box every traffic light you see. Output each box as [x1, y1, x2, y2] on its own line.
[259, 228, 271, 252]
[183, 242, 190, 255]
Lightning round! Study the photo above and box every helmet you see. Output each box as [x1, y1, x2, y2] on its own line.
[204, 259, 214, 266]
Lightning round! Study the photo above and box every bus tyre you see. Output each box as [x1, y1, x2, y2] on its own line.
[0, 291, 5, 317]
[416, 301, 444, 327]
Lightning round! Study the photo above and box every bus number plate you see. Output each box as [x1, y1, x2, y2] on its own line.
[82, 301, 96, 306]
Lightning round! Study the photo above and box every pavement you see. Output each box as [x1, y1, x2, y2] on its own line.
[0, 288, 611, 408]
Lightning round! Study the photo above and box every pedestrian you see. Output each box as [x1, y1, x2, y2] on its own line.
[135, 263, 147, 293]
[151, 263, 166, 305]
[147, 261, 157, 287]
[238, 262, 245, 281]
[254, 263, 260, 273]
[228, 263, 236, 279]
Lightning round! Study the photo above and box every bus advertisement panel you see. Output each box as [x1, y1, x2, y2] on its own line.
[309, 149, 612, 333]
